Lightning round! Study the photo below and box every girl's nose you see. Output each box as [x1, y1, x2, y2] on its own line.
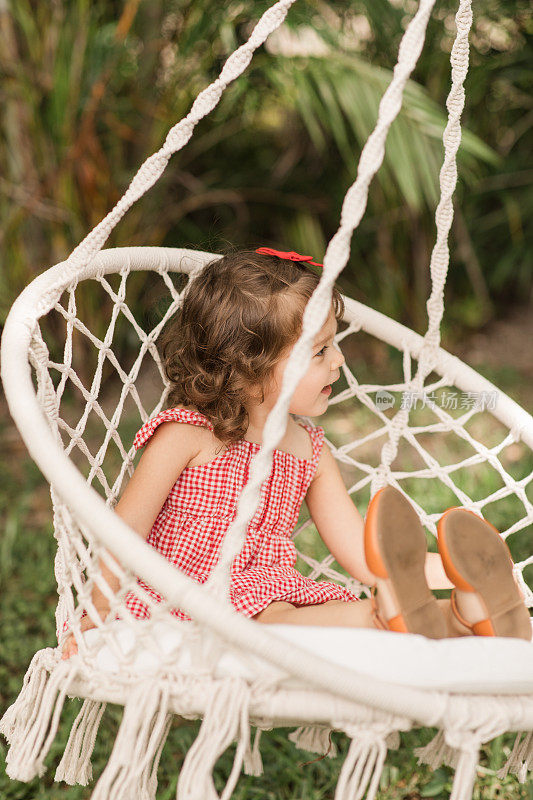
[333, 345, 345, 368]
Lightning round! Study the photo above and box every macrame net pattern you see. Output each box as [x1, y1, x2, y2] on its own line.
[2, 0, 533, 798]
[27, 256, 533, 648]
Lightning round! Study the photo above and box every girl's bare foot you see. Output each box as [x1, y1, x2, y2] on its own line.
[61, 610, 106, 659]
[61, 633, 79, 660]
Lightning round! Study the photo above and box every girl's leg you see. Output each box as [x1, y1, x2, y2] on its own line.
[254, 599, 375, 627]
[254, 597, 474, 637]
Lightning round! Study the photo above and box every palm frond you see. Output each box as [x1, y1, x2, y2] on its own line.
[263, 52, 500, 213]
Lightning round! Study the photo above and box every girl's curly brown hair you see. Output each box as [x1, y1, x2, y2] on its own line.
[159, 249, 344, 447]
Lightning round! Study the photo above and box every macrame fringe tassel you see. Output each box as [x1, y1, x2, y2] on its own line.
[334, 733, 388, 800]
[497, 731, 533, 784]
[55, 699, 107, 785]
[141, 715, 172, 800]
[91, 682, 171, 800]
[243, 728, 263, 776]
[288, 725, 338, 758]
[0, 649, 51, 746]
[449, 737, 480, 800]
[414, 729, 460, 770]
[0, 648, 75, 782]
[177, 678, 252, 800]
[385, 730, 401, 751]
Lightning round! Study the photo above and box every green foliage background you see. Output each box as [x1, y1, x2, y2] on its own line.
[2, 0, 531, 341]
[1, 1, 532, 797]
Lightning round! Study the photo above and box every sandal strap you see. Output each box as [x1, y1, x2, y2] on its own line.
[450, 588, 474, 630]
[450, 587, 479, 632]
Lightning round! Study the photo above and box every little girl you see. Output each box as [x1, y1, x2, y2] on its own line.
[63, 248, 531, 657]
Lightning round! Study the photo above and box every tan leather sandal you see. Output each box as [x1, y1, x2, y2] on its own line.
[437, 507, 532, 641]
[364, 485, 447, 639]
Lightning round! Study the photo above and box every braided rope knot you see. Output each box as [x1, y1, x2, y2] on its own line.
[443, 729, 481, 755]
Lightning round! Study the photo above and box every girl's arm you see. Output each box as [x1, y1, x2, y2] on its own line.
[85, 421, 199, 617]
[305, 444, 375, 586]
[62, 421, 201, 657]
[305, 444, 453, 589]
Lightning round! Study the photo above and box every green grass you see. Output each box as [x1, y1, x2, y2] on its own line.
[1, 375, 533, 799]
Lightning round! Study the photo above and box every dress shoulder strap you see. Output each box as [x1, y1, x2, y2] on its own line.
[297, 422, 325, 471]
[133, 407, 214, 450]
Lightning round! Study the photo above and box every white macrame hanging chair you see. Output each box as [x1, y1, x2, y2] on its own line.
[2, 1, 533, 798]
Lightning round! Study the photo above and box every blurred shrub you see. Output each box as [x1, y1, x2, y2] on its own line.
[1, 0, 530, 351]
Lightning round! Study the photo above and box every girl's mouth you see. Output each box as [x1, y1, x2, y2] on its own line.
[321, 385, 332, 395]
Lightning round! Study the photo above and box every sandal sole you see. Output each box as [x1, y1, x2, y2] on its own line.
[437, 508, 532, 641]
[365, 486, 447, 639]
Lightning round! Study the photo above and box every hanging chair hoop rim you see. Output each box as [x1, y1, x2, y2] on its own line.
[65, 671, 413, 725]
[2, 246, 532, 727]
[61, 669, 533, 730]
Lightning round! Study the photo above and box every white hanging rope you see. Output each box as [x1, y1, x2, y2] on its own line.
[60, 1, 298, 283]
[371, 0, 473, 494]
[206, 0, 439, 597]
[424, 0, 473, 350]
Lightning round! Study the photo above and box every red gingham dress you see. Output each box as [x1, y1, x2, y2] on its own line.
[124, 407, 359, 621]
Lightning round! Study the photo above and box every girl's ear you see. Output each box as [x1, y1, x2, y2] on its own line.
[247, 383, 266, 405]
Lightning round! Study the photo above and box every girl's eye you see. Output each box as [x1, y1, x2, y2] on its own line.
[315, 346, 328, 357]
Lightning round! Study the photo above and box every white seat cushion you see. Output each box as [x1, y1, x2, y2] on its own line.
[82, 619, 533, 694]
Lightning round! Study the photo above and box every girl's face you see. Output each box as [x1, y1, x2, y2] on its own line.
[266, 308, 345, 417]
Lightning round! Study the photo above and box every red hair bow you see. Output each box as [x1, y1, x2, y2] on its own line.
[255, 247, 323, 268]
